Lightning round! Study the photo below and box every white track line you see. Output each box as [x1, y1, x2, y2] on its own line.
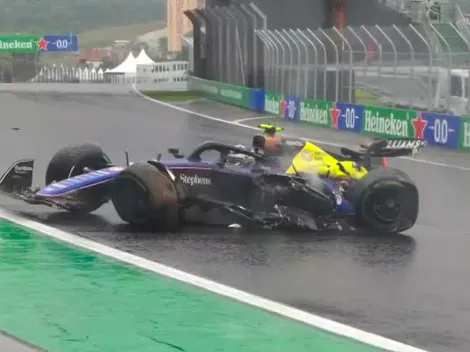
[233, 116, 273, 123]
[133, 85, 470, 171]
[0, 208, 428, 352]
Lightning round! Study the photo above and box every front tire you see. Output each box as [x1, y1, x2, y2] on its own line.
[111, 163, 180, 231]
[346, 167, 419, 234]
[45, 142, 112, 213]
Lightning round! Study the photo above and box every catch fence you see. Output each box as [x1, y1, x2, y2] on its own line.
[186, 2, 470, 115]
[256, 23, 470, 115]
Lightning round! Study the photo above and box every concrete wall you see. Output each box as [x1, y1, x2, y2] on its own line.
[206, 0, 411, 29]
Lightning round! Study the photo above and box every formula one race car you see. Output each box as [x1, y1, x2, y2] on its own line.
[0, 127, 424, 234]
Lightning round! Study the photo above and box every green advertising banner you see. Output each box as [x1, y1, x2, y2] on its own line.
[0, 35, 41, 53]
[362, 106, 415, 138]
[189, 77, 250, 108]
[264, 92, 281, 116]
[458, 116, 470, 150]
[299, 99, 333, 128]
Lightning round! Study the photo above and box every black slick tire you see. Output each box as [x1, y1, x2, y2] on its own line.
[346, 167, 419, 234]
[111, 162, 180, 231]
[45, 142, 112, 213]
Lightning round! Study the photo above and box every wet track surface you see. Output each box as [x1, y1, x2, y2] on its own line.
[0, 87, 469, 351]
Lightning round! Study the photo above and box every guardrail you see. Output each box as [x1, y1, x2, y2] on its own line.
[189, 76, 470, 152]
[189, 76, 264, 112]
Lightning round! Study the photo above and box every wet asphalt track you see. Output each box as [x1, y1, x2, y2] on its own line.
[0, 85, 469, 352]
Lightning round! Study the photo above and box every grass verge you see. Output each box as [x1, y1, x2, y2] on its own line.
[141, 90, 202, 102]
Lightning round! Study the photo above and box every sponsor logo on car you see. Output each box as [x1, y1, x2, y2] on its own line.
[284, 139, 304, 146]
[385, 139, 426, 154]
[179, 174, 211, 186]
[386, 139, 426, 149]
[299, 150, 325, 160]
[14, 165, 33, 174]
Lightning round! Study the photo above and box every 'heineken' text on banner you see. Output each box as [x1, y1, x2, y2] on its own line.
[264, 92, 281, 115]
[0, 34, 78, 53]
[362, 106, 414, 138]
[0, 35, 40, 53]
[299, 99, 332, 127]
[459, 116, 470, 150]
[188, 76, 470, 152]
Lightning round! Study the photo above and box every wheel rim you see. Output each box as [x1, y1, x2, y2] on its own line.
[366, 188, 401, 223]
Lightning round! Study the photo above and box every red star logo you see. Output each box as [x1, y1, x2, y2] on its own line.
[36, 37, 49, 51]
[329, 102, 341, 128]
[411, 112, 428, 139]
[280, 96, 286, 117]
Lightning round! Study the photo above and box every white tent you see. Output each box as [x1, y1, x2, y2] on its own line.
[107, 52, 136, 74]
[135, 49, 156, 65]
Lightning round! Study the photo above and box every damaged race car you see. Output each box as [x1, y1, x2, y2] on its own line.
[0, 125, 425, 234]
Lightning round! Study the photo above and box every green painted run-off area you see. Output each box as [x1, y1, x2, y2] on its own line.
[0, 220, 390, 352]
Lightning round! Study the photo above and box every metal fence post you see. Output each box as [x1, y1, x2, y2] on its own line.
[409, 24, 434, 110]
[430, 22, 452, 111]
[262, 30, 281, 93]
[292, 29, 311, 98]
[249, 3, 268, 88]
[267, 30, 287, 94]
[283, 29, 302, 97]
[319, 28, 339, 101]
[215, 7, 232, 84]
[266, 30, 287, 94]
[467, 67, 470, 115]
[277, 29, 295, 95]
[333, 27, 353, 102]
[190, 9, 207, 79]
[375, 25, 398, 106]
[361, 25, 382, 87]
[240, 3, 257, 88]
[232, 5, 249, 85]
[393, 24, 415, 108]
[223, 7, 242, 85]
[306, 29, 327, 99]
[256, 30, 274, 92]
[347, 26, 367, 78]
[205, 8, 222, 82]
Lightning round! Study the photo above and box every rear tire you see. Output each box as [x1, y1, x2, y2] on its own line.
[111, 162, 180, 231]
[346, 167, 419, 234]
[45, 143, 112, 213]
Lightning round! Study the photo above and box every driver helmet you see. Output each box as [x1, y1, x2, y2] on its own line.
[264, 135, 282, 152]
[226, 145, 255, 166]
[252, 134, 282, 155]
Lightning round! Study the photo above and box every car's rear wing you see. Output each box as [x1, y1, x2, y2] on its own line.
[340, 138, 426, 169]
[364, 138, 426, 157]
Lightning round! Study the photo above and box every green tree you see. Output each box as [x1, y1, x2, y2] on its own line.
[0, 0, 165, 33]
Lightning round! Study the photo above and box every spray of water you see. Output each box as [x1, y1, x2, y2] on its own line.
[278, 151, 327, 188]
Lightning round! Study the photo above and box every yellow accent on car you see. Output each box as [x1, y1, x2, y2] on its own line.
[285, 141, 368, 179]
[258, 124, 284, 134]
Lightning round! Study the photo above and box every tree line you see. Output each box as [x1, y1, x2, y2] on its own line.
[0, 0, 165, 34]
